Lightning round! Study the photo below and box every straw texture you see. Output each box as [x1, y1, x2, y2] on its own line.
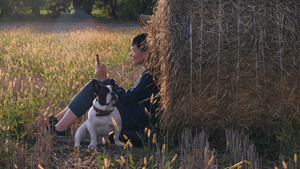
[146, 0, 300, 137]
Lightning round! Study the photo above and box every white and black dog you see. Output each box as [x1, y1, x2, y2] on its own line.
[74, 79, 122, 148]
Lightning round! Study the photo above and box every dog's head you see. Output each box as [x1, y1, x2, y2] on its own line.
[92, 79, 118, 109]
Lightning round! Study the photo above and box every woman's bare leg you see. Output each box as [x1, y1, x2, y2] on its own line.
[53, 80, 96, 132]
[55, 108, 78, 132]
[54, 107, 69, 121]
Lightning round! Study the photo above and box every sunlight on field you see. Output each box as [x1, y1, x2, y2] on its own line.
[0, 27, 143, 141]
[1, 26, 186, 169]
[1, 25, 298, 169]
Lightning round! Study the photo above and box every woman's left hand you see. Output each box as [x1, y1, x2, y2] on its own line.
[94, 63, 109, 82]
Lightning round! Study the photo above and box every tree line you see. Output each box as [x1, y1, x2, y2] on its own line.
[0, 0, 157, 20]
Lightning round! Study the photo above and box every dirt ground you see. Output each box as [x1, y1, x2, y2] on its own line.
[0, 19, 141, 32]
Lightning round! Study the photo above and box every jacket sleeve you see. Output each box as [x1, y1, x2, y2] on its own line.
[116, 73, 156, 105]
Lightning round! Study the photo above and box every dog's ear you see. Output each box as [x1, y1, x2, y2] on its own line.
[92, 79, 110, 105]
[92, 79, 103, 93]
[109, 79, 115, 86]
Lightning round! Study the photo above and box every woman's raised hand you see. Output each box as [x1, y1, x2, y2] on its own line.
[94, 62, 109, 82]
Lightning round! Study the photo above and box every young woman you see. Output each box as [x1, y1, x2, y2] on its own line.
[49, 33, 159, 147]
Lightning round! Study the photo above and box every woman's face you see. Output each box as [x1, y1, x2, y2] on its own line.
[130, 44, 146, 66]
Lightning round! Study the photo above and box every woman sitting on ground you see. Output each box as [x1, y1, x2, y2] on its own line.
[49, 33, 159, 147]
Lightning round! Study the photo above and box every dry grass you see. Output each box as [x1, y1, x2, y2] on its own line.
[0, 26, 145, 168]
[0, 24, 299, 168]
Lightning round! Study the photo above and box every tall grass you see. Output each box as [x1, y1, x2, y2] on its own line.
[0, 26, 143, 168]
[0, 26, 299, 168]
[0, 27, 140, 138]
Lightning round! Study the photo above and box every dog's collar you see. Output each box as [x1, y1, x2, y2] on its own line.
[93, 105, 114, 116]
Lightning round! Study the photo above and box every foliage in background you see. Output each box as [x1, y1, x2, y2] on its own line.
[73, 0, 95, 15]
[0, 0, 72, 18]
[117, 0, 156, 20]
[0, 0, 157, 20]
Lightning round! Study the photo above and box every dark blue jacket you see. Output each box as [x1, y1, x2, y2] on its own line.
[103, 69, 159, 129]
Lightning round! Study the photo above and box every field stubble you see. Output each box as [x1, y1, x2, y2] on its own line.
[0, 26, 298, 168]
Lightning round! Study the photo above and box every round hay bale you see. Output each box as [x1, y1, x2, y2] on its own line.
[146, 0, 300, 138]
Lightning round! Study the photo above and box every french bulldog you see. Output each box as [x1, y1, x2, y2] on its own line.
[74, 79, 122, 148]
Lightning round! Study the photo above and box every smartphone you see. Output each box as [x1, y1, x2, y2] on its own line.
[96, 54, 100, 65]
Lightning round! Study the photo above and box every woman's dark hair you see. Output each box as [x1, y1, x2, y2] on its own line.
[131, 33, 148, 52]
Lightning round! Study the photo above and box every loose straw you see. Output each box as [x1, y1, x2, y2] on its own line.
[189, 1, 193, 121]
